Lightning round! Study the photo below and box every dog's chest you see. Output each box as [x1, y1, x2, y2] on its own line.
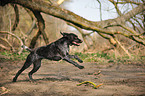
[58, 42, 69, 54]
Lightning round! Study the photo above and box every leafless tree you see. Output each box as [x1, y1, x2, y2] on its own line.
[0, 0, 144, 56]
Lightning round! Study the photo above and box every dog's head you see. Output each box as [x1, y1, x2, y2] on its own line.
[60, 31, 83, 46]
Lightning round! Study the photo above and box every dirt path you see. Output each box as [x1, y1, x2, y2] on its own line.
[0, 60, 145, 96]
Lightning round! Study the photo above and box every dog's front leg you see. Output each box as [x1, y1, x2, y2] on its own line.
[63, 56, 84, 69]
[68, 55, 83, 63]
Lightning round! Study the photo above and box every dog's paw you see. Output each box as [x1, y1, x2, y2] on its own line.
[78, 65, 84, 69]
[78, 59, 83, 63]
[12, 78, 17, 82]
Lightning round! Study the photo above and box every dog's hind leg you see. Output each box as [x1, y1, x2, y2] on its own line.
[28, 59, 41, 81]
[13, 54, 34, 82]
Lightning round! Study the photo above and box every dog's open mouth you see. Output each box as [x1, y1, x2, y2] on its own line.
[72, 41, 81, 46]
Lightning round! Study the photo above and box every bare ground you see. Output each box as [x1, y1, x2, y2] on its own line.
[0, 59, 145, 96]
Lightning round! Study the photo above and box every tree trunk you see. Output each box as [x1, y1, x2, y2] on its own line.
[29, 11, 49, 48]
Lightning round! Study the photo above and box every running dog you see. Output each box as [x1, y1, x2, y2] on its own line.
[13, 32, 84, 82]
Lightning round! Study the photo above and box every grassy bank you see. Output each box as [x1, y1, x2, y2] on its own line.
[0, 51, 144, 64]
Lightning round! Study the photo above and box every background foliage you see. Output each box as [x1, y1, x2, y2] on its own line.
[0, 0, 145, 59]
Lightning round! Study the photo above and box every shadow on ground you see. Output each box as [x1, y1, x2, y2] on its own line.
[0, 60, 145, 96]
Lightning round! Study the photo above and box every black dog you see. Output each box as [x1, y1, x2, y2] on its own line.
[13, 32, 84, 82]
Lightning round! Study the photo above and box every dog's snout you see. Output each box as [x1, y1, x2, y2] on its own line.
[79, 39, 83, 43]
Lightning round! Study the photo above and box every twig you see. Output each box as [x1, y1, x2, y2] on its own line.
[0, 87, 10, 95]
[77, 81, 103, 89]
[113, 37, 132, 57]
[96, 0, 102, 21]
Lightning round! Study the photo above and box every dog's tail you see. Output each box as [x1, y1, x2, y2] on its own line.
[21, 45, 32, 52]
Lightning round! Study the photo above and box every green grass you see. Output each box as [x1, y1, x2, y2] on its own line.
[0, 51, 29, 61]
[74, 52, 145, 64]
[74, 52, 110, 62]
[0, 51, 144, 64]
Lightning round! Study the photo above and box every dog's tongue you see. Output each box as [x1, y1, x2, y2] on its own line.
[72, 41, 80, 45]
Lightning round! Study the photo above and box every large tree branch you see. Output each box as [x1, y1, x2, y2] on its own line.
[0, 0, 116, 33]
[1, 0, 145, 47]
[3, 0, 144, 33]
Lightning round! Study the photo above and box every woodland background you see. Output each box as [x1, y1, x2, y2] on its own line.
[0, 1, 145, 95]
[0, 0, 145, 58]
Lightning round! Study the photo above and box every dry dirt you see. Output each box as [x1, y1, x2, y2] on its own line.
[0, 59, 145, 96]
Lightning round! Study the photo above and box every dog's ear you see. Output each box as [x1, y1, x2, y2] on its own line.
[60, 31, 68, 37]
[60, 31, 64, 35]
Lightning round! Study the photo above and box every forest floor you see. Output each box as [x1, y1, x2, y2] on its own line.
[0, 59, 145, 96]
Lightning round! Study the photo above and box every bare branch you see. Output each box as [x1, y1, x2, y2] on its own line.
[109, 0, 122, 16]
[25, 8, 37, 35]
[4, 0, 144, 35]
[29, 10, 49, 48]
[109, 0, 142, 5]
[0, 31, 24, 54]
[27, 20, 36, 35]
[0, 44, 10, 50]
[1, 0, 145, 47]
[11, 4, 19, 31]
[132, 17, 144, 30]
[29, 30, 41, 48]
[113, 36, 132, 57]
[122, 0, 142, 5]
[0, 37, 15, 52]
[118, 4, 145, 22]
[96, 0, 102, 21]
[33, 11, 49, 44]
[97, 32, 117, 46]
